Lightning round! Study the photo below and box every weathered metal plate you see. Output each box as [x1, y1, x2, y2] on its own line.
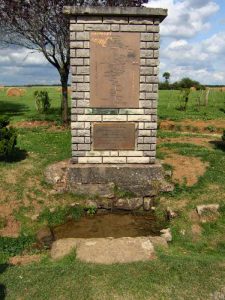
[90, 32, 140, 108]
[93, 123, 136, 150]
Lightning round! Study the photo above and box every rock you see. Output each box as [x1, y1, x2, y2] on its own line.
[96, 209, 109, 215]
[44, 160, 68, 185]
[9, 254, 42, 266]
[196, 204, 220, 216]
[165, 170, 172, 178]
[31, 214, 39, 221]
[166, 207, 177, 220]
[36, 227, 55, 249]
[51, 238, 78, 260]
[149, 236, 168, 249]
[97, 198, 113, 209]
[114, 197, 143, 211]
[84, 200, 98, 209]
[160, 180, 174, 193]
[143, 197, 152, 211]
[51, 237, 157, 264]
[160, 228, 172, 242]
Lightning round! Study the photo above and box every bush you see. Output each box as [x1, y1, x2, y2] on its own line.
[34, 90, 51, 113]
[0, 117, 17, 160]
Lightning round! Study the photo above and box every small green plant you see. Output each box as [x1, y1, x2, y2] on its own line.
[86, 206, 97, 216]
[0, 235, 35, 257]
[206, 126, 216, 133]
[177, 88, 191, 111]
[34, 90, 51, 113]
[0, 116, 17, 160]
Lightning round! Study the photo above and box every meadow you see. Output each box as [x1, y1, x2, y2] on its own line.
[0, 87, 225, 299]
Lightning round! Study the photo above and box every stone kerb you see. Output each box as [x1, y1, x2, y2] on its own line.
[65, 7, 167, 164]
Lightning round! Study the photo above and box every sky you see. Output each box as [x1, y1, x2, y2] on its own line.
[0, 0, 224, 86]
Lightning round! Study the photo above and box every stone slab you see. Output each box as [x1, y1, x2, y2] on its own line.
[51, 237, 165, 264]
[68, 163, 164, 196]
[63, 7, 168, 22]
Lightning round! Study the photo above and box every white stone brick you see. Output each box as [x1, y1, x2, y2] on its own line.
[147, 25, 159, 33]
[119, 109, 145, 115]
[78, 157, 102, 164]
[111, 24, 120, 31]
[139, 130, 152, 137]
[78, 144, 91, 151]
[129, 18, 153, 25]
[138, 144, 151, 151]
[72, 137, 84, 143]
[71, 41, 83, 49]
[77, 115, 102, 122]
[85, 24, 110, 31]
[77, 16, 102, 24]
[88, 151, 110, 157]
[119, 151, 143, 157]
[71, 122, 85, 129]
[76, 83, 89, 92]
[127, 157, 150, 164]
[141, 33, 154, 41]
[103, 157, 126, 164]
[120, 25, 146, 32]
[144, 123, 157, 130]
[144, 137, 156, 143]
[103, 115, 127, 122]
[128, 115, 152, 122]
[76, 32, 89, 41]
[77, 66, 90, 75]
[70, 24, 84, 31]
[77, 129, 90, 137]
[77, 100, 89, 107]
[140, 50, 154, 59]
[76, 49, 89, 58]
[110, 151, 119, 157]
[103, 17, 128, 24]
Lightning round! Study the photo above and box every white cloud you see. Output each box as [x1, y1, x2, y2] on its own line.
[145, 0, 219, 38]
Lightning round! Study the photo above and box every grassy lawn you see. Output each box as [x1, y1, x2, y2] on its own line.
[159, 90, 225, 121]
[0, 88, 225, 299]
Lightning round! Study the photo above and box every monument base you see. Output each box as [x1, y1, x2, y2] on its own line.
[68, 163, 166, 197]
[45, 161, 173, 206]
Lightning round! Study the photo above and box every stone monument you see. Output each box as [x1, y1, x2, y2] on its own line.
[62, 6, 168, 199]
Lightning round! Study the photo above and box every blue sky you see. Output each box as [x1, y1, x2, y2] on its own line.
[0, 0, 224, 85]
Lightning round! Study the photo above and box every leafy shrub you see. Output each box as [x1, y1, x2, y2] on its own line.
[34, 90, 51, 113]
[0, 117, 17, 160]
[0, 235, 35, 257]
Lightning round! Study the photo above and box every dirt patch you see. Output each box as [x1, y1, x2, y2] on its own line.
[160, 119, 225, 133]
[0, 216, 20, 238]
[164, 153, 209, 186]
[15, 121, 55, 128]
[9, 254, 42, 266]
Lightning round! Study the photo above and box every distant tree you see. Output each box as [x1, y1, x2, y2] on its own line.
[0, 0, 147, 125]
[163, 72, 171, 84]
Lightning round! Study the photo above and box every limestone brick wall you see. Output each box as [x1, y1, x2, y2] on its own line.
[69, 14, 161, 164]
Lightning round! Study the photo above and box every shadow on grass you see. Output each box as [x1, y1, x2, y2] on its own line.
[0, 101, 29, 118]
[0, 264, 8, 299]
[210, 141, 225, 152]
[1, 148, 28, 163]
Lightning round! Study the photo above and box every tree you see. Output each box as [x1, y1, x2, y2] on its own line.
[0, 0, 147, 125]
[163, 72, 171, 84]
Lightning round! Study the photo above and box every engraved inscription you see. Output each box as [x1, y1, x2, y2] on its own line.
[90, 32, 140, 108]
[93, 123, 136, 150]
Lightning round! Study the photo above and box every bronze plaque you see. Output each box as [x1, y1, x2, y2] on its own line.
[93, 123, 135, 150]
[90, 32, 140, 108]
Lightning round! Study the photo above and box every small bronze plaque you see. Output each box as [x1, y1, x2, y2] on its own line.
[90, 32, 140, 108]
[93, 123, 135, 150]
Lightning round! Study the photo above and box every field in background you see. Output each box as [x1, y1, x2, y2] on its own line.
[0, 87, 224, 124]
[0, 87, 225, 299]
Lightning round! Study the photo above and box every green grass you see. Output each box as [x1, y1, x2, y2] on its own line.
[159, 90, 225, 120]
[0, 86, 66, 123]
[0, 88, 225, 299]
